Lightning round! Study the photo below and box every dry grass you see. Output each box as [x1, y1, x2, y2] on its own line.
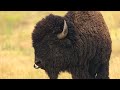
[0, 11, 120, 79]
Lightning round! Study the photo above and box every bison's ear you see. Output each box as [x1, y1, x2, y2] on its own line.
[57, 20, 68, 39]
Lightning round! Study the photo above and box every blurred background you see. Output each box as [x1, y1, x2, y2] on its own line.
[0, 11, 120, 79]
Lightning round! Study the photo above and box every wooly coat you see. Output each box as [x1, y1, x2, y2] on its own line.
[32, 11, 112, 79]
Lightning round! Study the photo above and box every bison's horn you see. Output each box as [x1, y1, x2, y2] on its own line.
[57, 20, 68, 39]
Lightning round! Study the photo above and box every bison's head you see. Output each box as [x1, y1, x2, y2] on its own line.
[32, 14, 76, 70]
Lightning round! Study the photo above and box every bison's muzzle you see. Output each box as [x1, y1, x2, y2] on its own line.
[34, 60, 41, 69]
[34, 64, 40, 69]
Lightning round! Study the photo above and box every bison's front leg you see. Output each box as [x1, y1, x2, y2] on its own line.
[96, 61, 109, 79]
[46, 69, 59, 79]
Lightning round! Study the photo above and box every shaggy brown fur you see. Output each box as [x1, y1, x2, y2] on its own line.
[32, 11, 112, 79]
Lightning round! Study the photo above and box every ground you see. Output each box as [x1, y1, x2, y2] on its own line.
[0, 11, 120, 79]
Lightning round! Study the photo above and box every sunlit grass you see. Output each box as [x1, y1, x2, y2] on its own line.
[0, 11, 120, 79]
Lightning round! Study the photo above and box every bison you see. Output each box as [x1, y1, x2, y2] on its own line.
[32, 11, 112, 79]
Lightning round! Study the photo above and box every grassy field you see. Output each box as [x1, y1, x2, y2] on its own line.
[0, 11, 120, 79]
